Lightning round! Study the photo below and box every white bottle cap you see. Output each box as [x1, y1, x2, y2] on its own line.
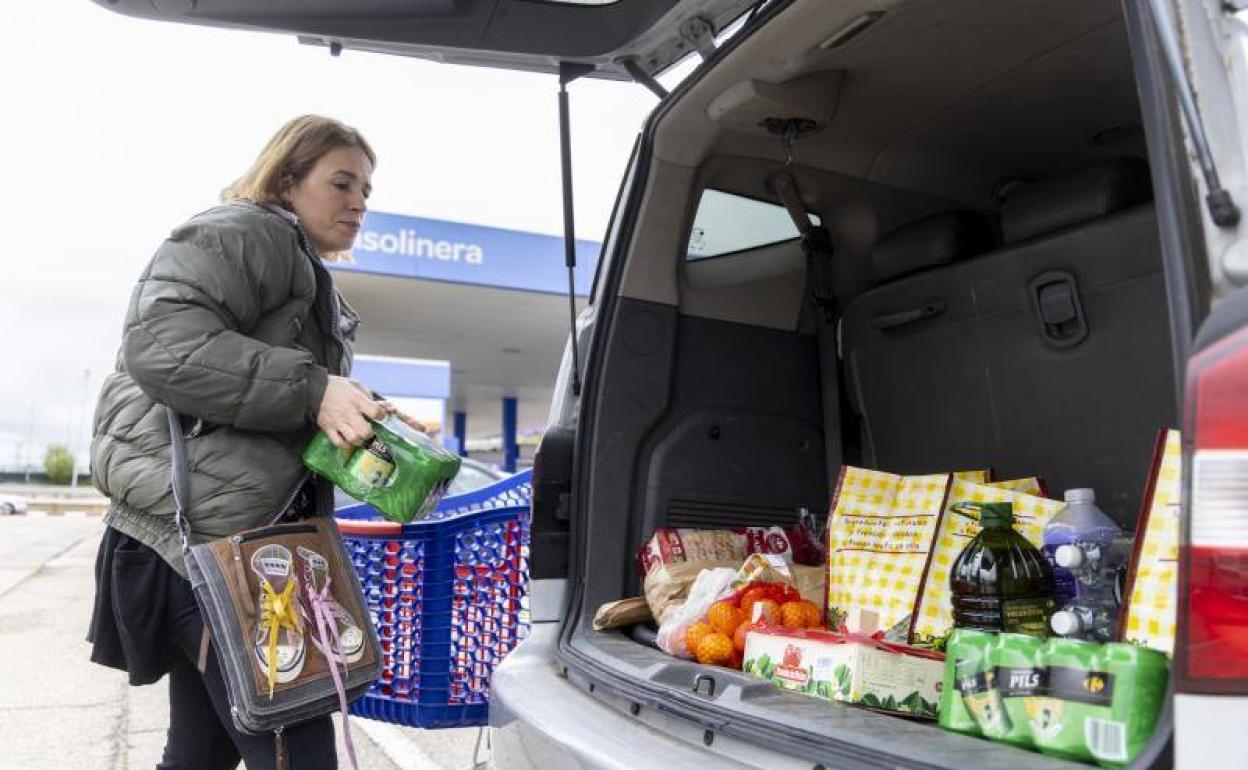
[1051, 611, 1082, 636]
[1064, 488, 1096, 504]
[1055, 544, 1084, 568]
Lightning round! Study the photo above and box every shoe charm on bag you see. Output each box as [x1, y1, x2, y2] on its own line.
[297, 546, 366, 665]
[251, 545, 307, 697]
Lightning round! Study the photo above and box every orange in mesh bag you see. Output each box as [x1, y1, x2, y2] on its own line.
[656, 555, 822, 665]
[636, 527, 796, 627]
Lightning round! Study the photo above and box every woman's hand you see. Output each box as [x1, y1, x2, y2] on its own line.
[379, 401, 427, 433]
[317, 375, 386, 448]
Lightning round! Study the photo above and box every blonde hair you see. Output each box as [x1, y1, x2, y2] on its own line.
[224, 115, 376, 206]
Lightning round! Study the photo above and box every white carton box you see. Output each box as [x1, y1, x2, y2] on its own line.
[742, 626, 945, 718]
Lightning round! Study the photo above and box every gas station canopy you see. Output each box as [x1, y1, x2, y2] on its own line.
[330, 209, 599, 457]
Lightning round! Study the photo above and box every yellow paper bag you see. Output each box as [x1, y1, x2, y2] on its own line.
[826, 467, 954, 633]
[990, 477, 1045, 496]
[910, 479, 1066, 646]
[1122, 429, 1182, 655]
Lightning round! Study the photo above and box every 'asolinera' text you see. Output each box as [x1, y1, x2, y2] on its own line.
[355, 228, 485, 265]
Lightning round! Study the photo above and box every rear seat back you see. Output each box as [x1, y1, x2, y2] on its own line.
[840, 160, 1175, 523]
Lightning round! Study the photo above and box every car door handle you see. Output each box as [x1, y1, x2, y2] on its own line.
[1029, 271, 1089, 348]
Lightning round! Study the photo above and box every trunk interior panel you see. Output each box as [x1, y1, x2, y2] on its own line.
[562, 0, 1184, 767]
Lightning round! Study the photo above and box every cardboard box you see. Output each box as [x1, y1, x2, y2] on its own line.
[742, 626, 945, 718]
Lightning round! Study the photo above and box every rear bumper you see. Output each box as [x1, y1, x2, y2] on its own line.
[1174, 693, 1248, 768]
[487, 623, 770, 770]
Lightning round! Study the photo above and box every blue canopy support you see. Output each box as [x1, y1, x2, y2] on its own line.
[502, 397, 518, 473]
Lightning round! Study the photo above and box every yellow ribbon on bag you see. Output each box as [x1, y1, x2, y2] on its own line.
[259, 578, 302, 698]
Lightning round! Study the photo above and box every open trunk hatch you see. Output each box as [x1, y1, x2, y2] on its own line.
[92, 0, 753, 79]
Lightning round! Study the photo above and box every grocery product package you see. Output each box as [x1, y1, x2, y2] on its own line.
[1120, 429, 1182, 654]
[697, 555, 825, 612]
[1030, 639, 1169, 767]
[654, 567, 738, 658]
[743, 627, 945, 718]
[825, 467, 957, 634]
[303, 415, 461, 523]
[939, 629, 1170, 768]
[939, 628, 995, 736]
[984, 633, 1048, 749]
[638, 527, 795, 625]
[791, 565, 827, 614]
[943, 631, 1045, 746]
[592, 597, 653, 631]
[787, 508, 827, 566]
[910, 479, 1065, 647]
[656, 555, 823, 664]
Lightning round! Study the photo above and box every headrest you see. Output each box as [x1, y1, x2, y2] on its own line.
[1001, 159, 1152, 245]
[871, 210, 994, 282]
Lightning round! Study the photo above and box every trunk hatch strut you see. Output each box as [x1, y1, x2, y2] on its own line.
[556, 53, 673, 399]
[558, 62, 594, 397]
[1147, 0, 1241, 227]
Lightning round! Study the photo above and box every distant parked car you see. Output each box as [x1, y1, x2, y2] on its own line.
[333, 455, 508, 512]
[0, 495, 29, 515]
[447, 456, 508, 497]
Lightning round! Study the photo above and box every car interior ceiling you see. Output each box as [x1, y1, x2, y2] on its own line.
[568, 0, 1177, 755]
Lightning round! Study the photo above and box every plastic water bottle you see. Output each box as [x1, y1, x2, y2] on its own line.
[1050, 600, 1117, 643]
[1045, 489, 1131, 642]
[1042, 489, 1122, 608]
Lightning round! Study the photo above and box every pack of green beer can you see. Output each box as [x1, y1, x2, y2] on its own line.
[939, 629, 1169, 767]
[1029, 639, 1169, 766]
[303, 415, 462, 523]
[939, 629, 991, 738]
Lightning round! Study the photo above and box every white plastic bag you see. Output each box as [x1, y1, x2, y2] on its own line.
[655, 567, 736, 658]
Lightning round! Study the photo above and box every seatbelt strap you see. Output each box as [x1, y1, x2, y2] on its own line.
[773, 174, 837, 321]
[772, 173, 843, 481]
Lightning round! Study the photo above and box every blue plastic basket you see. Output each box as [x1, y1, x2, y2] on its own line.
[335, 469, 532, 728]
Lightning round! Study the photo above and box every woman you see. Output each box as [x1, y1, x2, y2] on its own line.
[88, 115, 386, 770]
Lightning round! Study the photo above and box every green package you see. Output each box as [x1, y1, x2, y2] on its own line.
[303, 415, 462, 523]
[1030, 639, 1169, 768]
[981, 633, 1046, 749]
[940, 629, 994, 736]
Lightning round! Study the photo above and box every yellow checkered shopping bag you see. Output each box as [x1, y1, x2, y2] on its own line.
[1121, 429, 1182, 655]
[825, 467, 956, 633]
[910, 478, 1065, 646]
[990, 477, 1046, 496]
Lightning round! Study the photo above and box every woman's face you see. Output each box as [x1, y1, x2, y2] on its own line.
[283, 145, 373, 254]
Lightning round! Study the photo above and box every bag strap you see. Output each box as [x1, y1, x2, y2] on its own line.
[166, 406, 194, 554]
[168, 406, 219, 674]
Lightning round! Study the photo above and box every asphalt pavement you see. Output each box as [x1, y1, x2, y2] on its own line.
[0, 515, 482, 770]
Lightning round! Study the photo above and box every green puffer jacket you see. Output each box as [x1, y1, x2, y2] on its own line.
[91, 201, 357, 576]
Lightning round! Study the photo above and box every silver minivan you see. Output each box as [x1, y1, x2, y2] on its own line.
[96, 1, 1248, 767]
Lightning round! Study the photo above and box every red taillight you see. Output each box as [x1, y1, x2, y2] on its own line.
[1180, 326, 1248, 693]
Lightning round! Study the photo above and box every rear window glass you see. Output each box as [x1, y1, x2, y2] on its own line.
[686, 189, 820, 261]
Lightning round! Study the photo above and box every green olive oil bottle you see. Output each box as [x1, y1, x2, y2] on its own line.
[950, 502, 1056, 637]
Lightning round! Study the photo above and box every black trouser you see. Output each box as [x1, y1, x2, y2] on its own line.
[160, 570, 337, 770]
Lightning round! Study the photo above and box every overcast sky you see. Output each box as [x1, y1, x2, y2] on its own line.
[1, 1, 686, 471]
